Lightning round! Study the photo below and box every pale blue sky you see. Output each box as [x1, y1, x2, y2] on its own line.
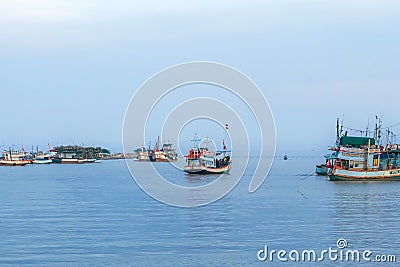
[1, 0, 399, 154]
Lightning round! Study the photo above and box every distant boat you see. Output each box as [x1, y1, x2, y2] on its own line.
[0, 149, 32, 166]
[51, 145, 98, 164]
[33, 153, 53, 164]
[147, 137, 178, 162]
[134, 145, 150, 161]
[0, 159, 30, 166]
[283, 155, 288, 160]
[162, 143, 178, 161]
[184, 135, 231, 174]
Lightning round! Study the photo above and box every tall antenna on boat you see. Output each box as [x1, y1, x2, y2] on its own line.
[191, 133, 200, 148]
[374, 115, 378, 145]
[391, 130, 394, 145]
[224, 123, 229, 151]
[366, 118, 369, 137]
[378, 117, 382, 146]
[340, 117, 344, 137]
[336, 118, 340, 141]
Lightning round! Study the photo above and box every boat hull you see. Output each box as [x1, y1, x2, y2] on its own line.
[184, 165, 231, 174]
[329, 168, 400, 181]
[52, 158, 87, 164]
[0, 160, 31, 166]
[33, 159, 53, 164]
[315, 164, 328, 175]
[149, 157, 173, 162]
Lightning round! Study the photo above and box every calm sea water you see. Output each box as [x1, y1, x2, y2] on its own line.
[1, 158, 399, 266]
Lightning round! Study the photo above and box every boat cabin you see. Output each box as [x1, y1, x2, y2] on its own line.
[335, 136, 400, 171]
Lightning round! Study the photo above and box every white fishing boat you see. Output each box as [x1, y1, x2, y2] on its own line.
[135, 145, 150, 161]
[0, 149, 32, 166]
[33, 154, 53, 164]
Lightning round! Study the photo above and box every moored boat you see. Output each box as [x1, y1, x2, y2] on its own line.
[51, 145, 99, 164]
[326, 117, 400, 181]
[33, 153, 53, 164]
[0, 159, 30, 166]
[148, 137, 178, 162]
[0, 148, 32, 166]
[134, 145, 150, 161]
[315, 164, 328, 175]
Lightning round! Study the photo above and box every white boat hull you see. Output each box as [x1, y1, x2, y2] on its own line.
[33, 159, 53, 164]
[330, 168, 400, 181]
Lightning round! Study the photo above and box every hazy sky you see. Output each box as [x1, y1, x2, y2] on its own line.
[1, 0, 399, 154]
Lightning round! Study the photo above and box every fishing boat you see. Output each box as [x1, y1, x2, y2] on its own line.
[315, 164, 328, 175]
[33, 153, 53, 164]
[162, 143, 178, 162]
[134, 145, 150, 161]
[326, 117, 400, 181]
[0, 148, 32, 166]
[149, 137, 178, 162]
[51, 145, 99, 164]
[184, 135, 231, 174]
[316, 152, 338, 175]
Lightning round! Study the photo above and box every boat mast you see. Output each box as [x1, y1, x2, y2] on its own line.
[378, 118, 382, 147]
[336, 118, 340, 141]
[374, 116, 382, 146]
[224, 123, 229, 154]
[335, 118, 341, 147]
[366, 139, 370, 170]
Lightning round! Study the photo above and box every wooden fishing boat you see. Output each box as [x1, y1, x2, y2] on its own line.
[0, 159, 30, 166]
[184, 135, 231, 174]
[149, 137, 178, 162]
[0, 149, 32, 166]
[325, 117, 400, 181]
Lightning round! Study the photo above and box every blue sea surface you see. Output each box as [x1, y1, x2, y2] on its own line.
[0, 158, 399, 266]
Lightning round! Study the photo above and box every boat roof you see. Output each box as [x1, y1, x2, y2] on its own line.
[340, 136, 375, 147]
